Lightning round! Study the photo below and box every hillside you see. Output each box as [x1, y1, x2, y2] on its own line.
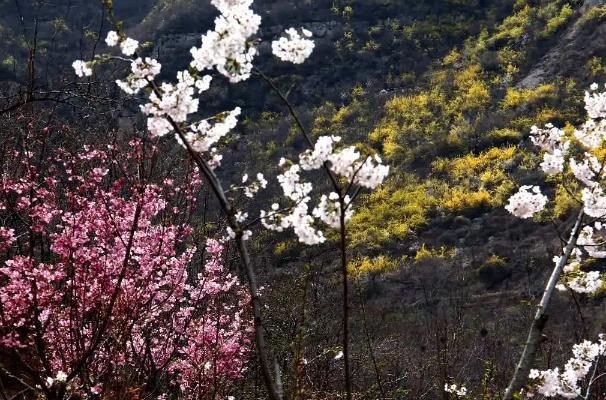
[2, 0, 606, 399]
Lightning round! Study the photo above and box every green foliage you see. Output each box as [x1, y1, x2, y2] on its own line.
[581, 4, 606, 23]
[339, 0, 586, 250]
[486, 128, 522, 143]
[553, 181, 579, 218]
[587, 56, 606, 77]
[2, 55, 16, 68]
[447, 64, 492, 114]
[369, 64, 493, 164]
[432, 147, 518, 213]
[369, 89, 447, 161]
[51, 17, 69, 32]
[540, 4, 573, 37]
[493, 4, 532, 43]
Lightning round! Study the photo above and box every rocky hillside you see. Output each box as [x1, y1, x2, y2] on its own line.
[3, 0, 606, 397]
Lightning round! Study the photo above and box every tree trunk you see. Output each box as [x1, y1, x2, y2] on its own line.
[502, 209, 584, 400]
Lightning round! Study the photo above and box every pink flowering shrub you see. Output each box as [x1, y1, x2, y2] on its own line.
[0, 121, 251, 399]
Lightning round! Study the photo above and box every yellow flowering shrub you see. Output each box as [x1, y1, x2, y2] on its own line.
[501, 84, 557, 110]
[350, 255, 399, 276]
[348, 176, 438, 247]
[414, 244, 456, 262]
[433, 147, 517, 212]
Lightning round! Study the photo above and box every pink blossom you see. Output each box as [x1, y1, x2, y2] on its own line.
[0, 123, 251, 399]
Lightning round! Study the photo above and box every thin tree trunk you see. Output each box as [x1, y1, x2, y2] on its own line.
[235, 236, 284, 400]
[340, 202, 353, 400]
[355, 278, 386, 398]
[147, 81, 283, 400]
[502, 209, 584, 400]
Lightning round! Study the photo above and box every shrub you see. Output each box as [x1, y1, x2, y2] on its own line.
[351, 255, 399, 276]
[414, 244, 456, 262]
[501, 84, 558, 110]
[478, 255, 511, 287]
[540, 4, 573, 38]
[348, 176, 437, 247]
[0, 123, 251, 399]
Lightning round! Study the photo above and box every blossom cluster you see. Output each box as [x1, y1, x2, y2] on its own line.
[529, 335, 606, 398]
[505, 185, 548, 219]
[530, 123, 570, 175]
[554, 250, 603, 294]
[190, 0, 261, 82]
[0, 128, 251, 399]
[505, 84, 606, 294]
[260, 136, 389, 245]
[444, 383, 468, 397]
[72, 0, 315, 172]
[67, 0, 391, 249]
[272, 28, 315, 64]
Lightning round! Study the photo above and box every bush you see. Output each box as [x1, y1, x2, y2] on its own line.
[540, 4, 573, 38]
[501, 84, 558, 110]
[478, 255, 512, 287]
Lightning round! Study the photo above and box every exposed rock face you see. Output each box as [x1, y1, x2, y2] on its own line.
[153, 33, 200, 60]
[519, 0, 606, 88]
[582, 0, 606, 12]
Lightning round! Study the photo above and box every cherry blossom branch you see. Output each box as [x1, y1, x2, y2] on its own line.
[252, 68, 341, 193]
[254, 67, 356, 400]
[504, 106, 606, 398]
[502, 207, 585, 400]
[583, 356, 600, 400]
[147, 82, 283, 400]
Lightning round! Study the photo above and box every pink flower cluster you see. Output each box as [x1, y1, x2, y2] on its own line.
[0, 124, 251, 399]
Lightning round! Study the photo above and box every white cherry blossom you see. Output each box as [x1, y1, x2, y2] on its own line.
[312, 193, 353, 229]
[105, 30, 119, 46]
[505, 185, 547, 219]
[570, 154, 599, 188]
[72, 60, 92, 77]
[272, 28, 315, 64]
[582, 187, 606, 218]
[529, 336, 606, 398]
[585, 86, 606, 120]
[444, 383, 468, 397]
[120, 37, 139, 56]
[190, 0, 261, 82]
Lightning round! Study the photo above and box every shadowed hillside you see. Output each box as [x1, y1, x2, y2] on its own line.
[3, 0, 606, 399]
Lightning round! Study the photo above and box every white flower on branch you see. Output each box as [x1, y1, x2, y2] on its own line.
[529, 336, 606, 398]
[444, 383, 467, 397]
[272, 27, 315, 64]
[530, 124, 567, 153]
[105, 30, 119, 47]
[567, 271, 603, 294]
[312, 192, 353, 229]
[570, 154, 600, 188]
[120, 37, 139, 56]
[243, 173, 268, 198]
[505, 185, 547, 219]
[585, 85, 606, 120]
[541, 149, 566, 175]
[575, 119, 606, 149]
[72, 60, 92, 77]
[190, 0, 261, 82]
[180, 107, 241, 153]
[582, 187, 606, 218]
